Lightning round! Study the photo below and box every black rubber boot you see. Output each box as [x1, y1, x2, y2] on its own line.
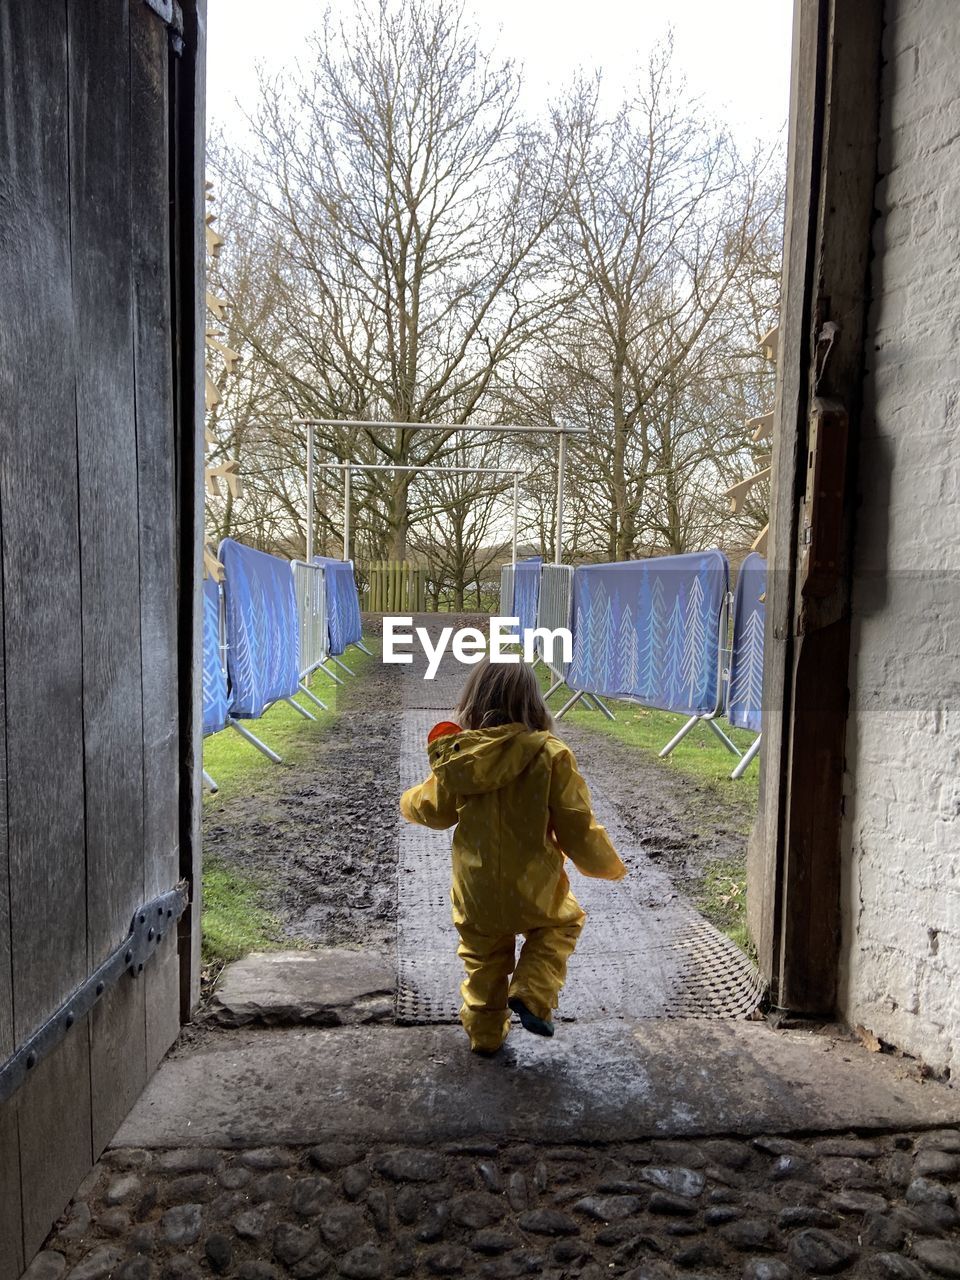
[508, 996, 555, 1037]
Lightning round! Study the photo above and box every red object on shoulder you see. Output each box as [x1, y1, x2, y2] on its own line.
[427, 720, 463, 744]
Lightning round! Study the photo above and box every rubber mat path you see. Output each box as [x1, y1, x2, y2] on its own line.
[394, 616, 764, 1025]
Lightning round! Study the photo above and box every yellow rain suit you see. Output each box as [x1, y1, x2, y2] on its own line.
[400, 723, 627, 1051]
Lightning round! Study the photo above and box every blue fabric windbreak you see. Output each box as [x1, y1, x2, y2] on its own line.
[202, 578, 229, 736]
[513, 556, 542, 634]
[567, 550, 729, 714]
[313, 557, 362, 655]
[220, 539, 300, 719]
[727, 552, 766, 733]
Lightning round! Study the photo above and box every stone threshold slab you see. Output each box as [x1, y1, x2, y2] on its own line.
[209, 949, 395, 1028]
[112, 1019, 960, 1150]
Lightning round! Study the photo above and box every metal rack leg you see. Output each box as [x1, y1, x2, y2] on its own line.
[555, 690, 584, 720]
[285, 697, 316, 721]
[202, 769, 219, 793]
[706, 718, 742, 758]
[659, 715, 701, 758]
[229, 718, 282, 763]
[332, 655, 355, 676]
[298, 682, 328, 711]
[584, 693, 615, 721]
[731, 733, 762, 779]
[319, 661, 345, 686]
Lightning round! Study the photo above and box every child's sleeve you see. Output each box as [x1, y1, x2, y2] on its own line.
[548, 747, 627, 880]
[400, 773, 459, 830]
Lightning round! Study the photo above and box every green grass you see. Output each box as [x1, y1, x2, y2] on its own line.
[201, 642, 378, 969]
[696, 856, 754, 959]
[539, 670, 760, 822]
[202, 646, 376, 804]
[201, 860, 284, 966]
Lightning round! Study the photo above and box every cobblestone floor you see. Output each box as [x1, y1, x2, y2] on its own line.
[31, 1128, 960, 1280]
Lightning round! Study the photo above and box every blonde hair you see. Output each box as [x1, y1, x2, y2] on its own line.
[456, 658, 553, 733]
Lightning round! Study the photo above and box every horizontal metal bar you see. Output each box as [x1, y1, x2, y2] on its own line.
[294, 419, 588, 435]
[0, 882, 189, 1105]
[318, 464, 519, 475]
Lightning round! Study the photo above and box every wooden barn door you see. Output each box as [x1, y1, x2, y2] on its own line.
[0, 1, 205, 1271]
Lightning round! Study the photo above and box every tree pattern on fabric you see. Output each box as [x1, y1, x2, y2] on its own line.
[513, 557, 542, 634]
[202, 578, 229, 736]
[727, 552, 765, 733]
[221, 538, 301, 719]
[314, 556, 363, 654]
[567, 551, 729, 715]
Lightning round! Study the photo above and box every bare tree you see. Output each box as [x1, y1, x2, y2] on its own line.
[508, 45, 782, 561]
[218, 0, 563, 559]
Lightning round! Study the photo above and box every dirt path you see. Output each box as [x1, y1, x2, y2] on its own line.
[202, 653, 402, 953]
[555, 717, 754, 904]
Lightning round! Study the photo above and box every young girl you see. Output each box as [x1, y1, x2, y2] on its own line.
[400, 658, 627, 1055]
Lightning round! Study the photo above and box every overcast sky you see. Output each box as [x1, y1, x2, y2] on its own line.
[207, 0, 794, 150]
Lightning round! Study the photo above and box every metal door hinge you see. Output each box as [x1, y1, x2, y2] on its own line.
[0, 882, 189, 1105]
[143, 0, 185, 55]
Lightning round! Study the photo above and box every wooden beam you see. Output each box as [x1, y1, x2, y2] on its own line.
[172, 0, 207, 1021]
[748, 0, 884, 1015]
[749, 410, 775, 442]
[724, 467, 772, 514]
[759, 325, 780, 363]
[747, 0, 827, 993]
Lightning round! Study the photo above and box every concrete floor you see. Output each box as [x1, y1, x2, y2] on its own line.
[113, 1019, 960, 1151]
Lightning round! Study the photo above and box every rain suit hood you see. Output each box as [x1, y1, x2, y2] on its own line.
[401, 721, 626, 938]
[400, 719, 627, 1050]
[427, 724, 551, 796]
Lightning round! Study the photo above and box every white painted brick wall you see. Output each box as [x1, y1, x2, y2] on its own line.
[839, 0, 960, 1076]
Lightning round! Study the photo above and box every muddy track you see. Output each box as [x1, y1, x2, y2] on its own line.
[556, 717, 755, 902]
[202, 653, 402, 953]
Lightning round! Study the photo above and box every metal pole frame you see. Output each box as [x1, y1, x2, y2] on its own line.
[228, 716, 283, 764]
[318, 462, 522, 581]
[512, 474, 518, 566]
[306, 422, 315, 562]
[343, 466, 351, 561]
[555, 432, 566, 565]
[295, 418, 588, 436]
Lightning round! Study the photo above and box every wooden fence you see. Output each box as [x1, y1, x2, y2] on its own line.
[364, 560, 428, 613]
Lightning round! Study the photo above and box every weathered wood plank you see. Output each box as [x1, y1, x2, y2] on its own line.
[778, 0, 884, 1012]
[67, 0, 148, 1152]
[19, 1029, 92, 1259]
[747, 0, 825, 986]
[748, 0, 884, 1013]
[131, 2, 183, 1072]
[0, 1101, 24, 1279]
[173, 0, 209, 1021]
[0, 455, 12, 1071]
[0, 0, 87, 1045]
[0, 514, 17, 1280]
[0, 3, 91, 1260]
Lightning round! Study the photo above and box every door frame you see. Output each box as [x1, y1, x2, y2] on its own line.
[748, 0, 884, 1014]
